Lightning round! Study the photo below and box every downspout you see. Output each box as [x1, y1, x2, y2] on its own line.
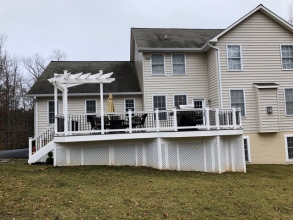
[208, 42, 223, 109]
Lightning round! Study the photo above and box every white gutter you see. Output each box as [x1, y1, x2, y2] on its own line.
[26, 92, 143, 97]
[208, 42, 223, 108]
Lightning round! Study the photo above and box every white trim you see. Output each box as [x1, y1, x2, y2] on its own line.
[173, 94, 188, 107]
[229, 89, 246, 117]
[284, 134, 293, 162]
[152, 95, 167, 121]
[284, 88, 293, 116]
[171, 53, 186, 75]
[85, 99, 97, 114]
[210, 4, 293, 42]
[124, 98, 136, 112]
[226, 45, 243, 71]
[34, 99, 38, 136]
[47, 100, 59, 124]
[243, 136, 251, 163]
[280, 45, 293, 71]
[150, 53, 165, 75]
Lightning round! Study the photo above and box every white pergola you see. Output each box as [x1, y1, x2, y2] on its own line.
[48, 70, 115, 135]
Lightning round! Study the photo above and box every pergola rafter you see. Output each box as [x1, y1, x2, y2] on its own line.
[48, 70, 115, 135]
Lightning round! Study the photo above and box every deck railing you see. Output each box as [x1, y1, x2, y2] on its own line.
[54, 107, 242, 136]
[28, 124, 55, 158]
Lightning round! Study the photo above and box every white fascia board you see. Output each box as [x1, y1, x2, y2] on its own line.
[26, 92, 143, 97]
[210, 4, 293, 42]
[138, 47, 203, 52]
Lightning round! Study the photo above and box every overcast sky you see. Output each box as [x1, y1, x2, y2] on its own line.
[0, 0, 292, 62]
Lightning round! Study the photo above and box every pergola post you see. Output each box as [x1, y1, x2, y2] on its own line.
[63, 84, 68, 135]
[54, 84, 58, 133]
[100, 82, 104, 134]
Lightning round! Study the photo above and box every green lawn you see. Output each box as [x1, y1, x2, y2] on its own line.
[1, 160, 293, 219]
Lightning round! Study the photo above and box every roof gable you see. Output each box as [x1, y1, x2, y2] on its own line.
[210, 4, 293, 42]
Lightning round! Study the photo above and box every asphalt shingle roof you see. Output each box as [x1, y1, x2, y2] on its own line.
[27, 61, 141, 95]
[131, 28, 225, 48]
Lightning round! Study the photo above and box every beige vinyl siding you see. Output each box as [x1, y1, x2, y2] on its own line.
[143, 52, 209, 110]
[36, 95, 143, 135]
[207, 49, 219, 108]
[257, 88, 280, 133]
[216, 11, 293, 133]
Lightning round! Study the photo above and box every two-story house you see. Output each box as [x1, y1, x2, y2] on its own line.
[27, 4, 293, 172]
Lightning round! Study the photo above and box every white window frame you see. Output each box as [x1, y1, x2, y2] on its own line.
[280, 45, 293, 70]
[173, 94, 188, 107]
[151, 54, 165, 75]
[152, 95, 167, 121]
[285, 134, 293, 162]
[85, 99, 97, 114]
[243, 136, 251, 163]
[124, 98, 135, 112]
[229, 89, 246, 117]
[47, 100, 59, 124]
[284, 88, 293, 116]
[226, 45, 243, 71]
[171, 54, 186, 75]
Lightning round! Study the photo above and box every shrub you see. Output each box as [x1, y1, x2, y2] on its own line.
[46, 151, 53, 165]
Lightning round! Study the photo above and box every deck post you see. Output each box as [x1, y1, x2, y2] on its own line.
[128, 109, 132, 133]
[232, 107, 237, 129]
[155, 108, 160, 132]
[54, 144, 57, 167]
[100, 83, 104, 134]
[215, 108, 220, 130]
[173, 107, 178, 131]
[63, 84, 68, 135]
[54, 83, 58, 133]
[237, 107, 242, 128]
[206, 107, 210, 130]
[28, 137, 32, 162]
[157, 138, 163, 169]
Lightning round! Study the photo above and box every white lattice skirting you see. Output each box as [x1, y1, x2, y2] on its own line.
[53, 135, 245, 173]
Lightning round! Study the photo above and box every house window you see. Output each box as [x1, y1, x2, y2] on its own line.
[230, 89, 245, 116]
[125, 99, 135, 112]
[172, 54, 186, 74]
[151, 54, 165, 75]
[174, 95, 187, 107]
[285, 135, 293, 161]
[243, 137, 251, 162]
[48, 101, 59, 124]
[281, 45, 293, 70]
[227, 45, 242, 71]
[86, 100, 96, 113]
[285, 89, 293, 115]
[153, 95, 167, 120]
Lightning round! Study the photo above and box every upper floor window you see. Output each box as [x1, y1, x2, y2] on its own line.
[48, 101, 59, 124]
[230, 89, 245, 117]
[174, 95, 187, 107]
[281, 45, 293, 70]
[285, 89, 293, 115]
[227, 45, 242, 71]
[151, 54, 165, 75]
[172, 54, 186, 74]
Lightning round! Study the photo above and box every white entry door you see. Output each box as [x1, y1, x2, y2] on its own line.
[193, 99, 205, 126]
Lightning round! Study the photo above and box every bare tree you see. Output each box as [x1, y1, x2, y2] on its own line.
[50, 49, 67, 61]
[288, 0, 293, 24]
[22, 53, 46, 83]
